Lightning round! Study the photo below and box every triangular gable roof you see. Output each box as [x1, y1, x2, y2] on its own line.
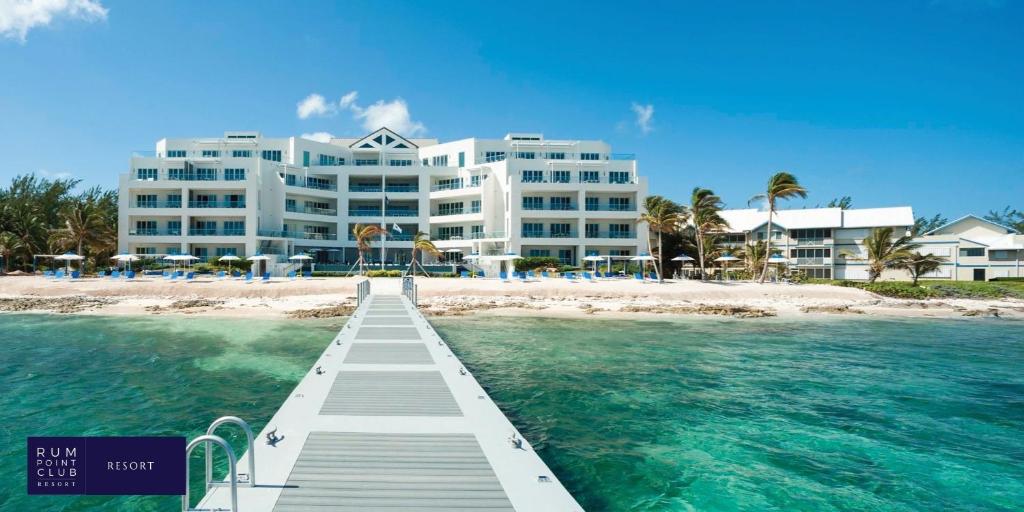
[348, 127, 418, 149]
[924, 214, 1018, 236]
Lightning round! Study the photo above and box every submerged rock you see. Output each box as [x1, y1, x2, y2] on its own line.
[0, 296, 116, 313]
[619, 304, 776, 318]
[800, 305, 865, 314]
[287, 303, 356, 319]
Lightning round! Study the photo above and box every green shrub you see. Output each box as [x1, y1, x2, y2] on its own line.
[860, 282, 937, 299]
[515, 257, 561, 271]
[366, 270, 403, 277]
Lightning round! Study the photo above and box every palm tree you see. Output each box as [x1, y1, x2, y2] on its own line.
[49, 188, 116, 268]
[863, 227, 921, 283]
[0, 231, 22, 272]
[895, 252, 947, 286]
[638, 196, 687, 283]
[738, 240, 769, 278]
[406, 232, 441, 277]
[749, 172, 807, 283]
[352, 223, 384, 275]
[690, 187, 727, 280]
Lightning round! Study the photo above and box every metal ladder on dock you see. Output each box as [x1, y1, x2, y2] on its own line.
[182, 416, 258, 512]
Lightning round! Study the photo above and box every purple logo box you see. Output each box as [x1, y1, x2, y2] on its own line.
[28, 437, 186, 495]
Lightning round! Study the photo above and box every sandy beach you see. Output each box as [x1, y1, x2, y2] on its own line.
[1, 274, 1020, 320]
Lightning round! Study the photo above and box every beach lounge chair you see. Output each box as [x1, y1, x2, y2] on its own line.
[583, 272, 595, 282]
[634, 272, 644, 281]
[499, 271, 509, 281]
[244, 272, 253, 283]
[477, 271, 485, 279]
[303, 271, 312, 280]
[126, 271, 135, 280]
[288, 271, 297, 280]
[518, 272, 527, 282]
[54, 270, 65, 279]
[70, 271, 80, 279]
[43, 270, 53, 279]
[185, 272, 195, 281]
[97, 270, 106, 278]
[169, 273, 178, 281]
[232, 270, 241, 279]
[460, 270, 470, 278]
[563, 272, 575, 281]
[648, 272, 657, 280]
[527, 271, 536, 280]
[110, 270, 120, 279]
[261, 272, 271, 283]
[216, 271, 225, 280]
[541, 271, 549, 279]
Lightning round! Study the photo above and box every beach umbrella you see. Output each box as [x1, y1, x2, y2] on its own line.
[162, 254, 180, 273]
[289, 253, 313, 274]
[55, 251, 84, 274]
[444, 248, 463, 272]
[111, 253, 139, 274]
[583, 254, 604, 273]
[714, 253, 740, 281]
[671, 255, 695, 262]
[630, 252, 656, 275]
[179, 254, 199, 271]
[247, 253, 270, 276]
[219, 254, 240, 273]
[766, 254, 789, 281]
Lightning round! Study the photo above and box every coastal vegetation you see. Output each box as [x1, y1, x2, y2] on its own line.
[0, 174, 118, 272]
[748, 172, 807, 283]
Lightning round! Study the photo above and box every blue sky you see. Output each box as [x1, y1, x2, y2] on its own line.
[0, 0, 1021, 219]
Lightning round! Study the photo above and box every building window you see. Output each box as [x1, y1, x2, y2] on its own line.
[202, 150, 220, 158]
[318, 154, 337, 165]
[959, 248, 985, 257]
[515, 151, 535, 160]
[438, 226, 464, 240]
[355, 159, 379, 166]
[167, 220, 181, 235]
[167, 150, 186, 158]
[580, 170, 599, 183]
[552, 170, 571, 183]
[135, 194, 157, 208]
[224, 168, 246, 181]
[137, 247, 156, 255]
[585, 197, 599, 211]
[558, 249, 573, 264]
[522, 170, 544, 183]
[134, 220, 157, 235]
[609, 224, 631, 238]
[458, 152, 465, 167]
[522, 196, 543, 210]
[232, 150, 252, 158]
[136, 168, 157, 181]
[471, 225, 483, 237]
[167, 194, 182, 208]
[609, 197, 631, 211]
[431, 155, 449, 166]
[484, 151, 506, 163]
[422, 158, 429, 166]
[522, 223, 544, 237]
[389, 159, 413, 166]
[551, 196, 573, 210]
[302, 151, 310, 167]
[550, 223, 572, 237]
[791, 228, 832, 239]
[195, 168, 217, 181]
[580, 152, 600, 161]
[261, 150, 282, 162]
[529, 249, 551, 257]
[215, 247, 236, 257]
[586, 223, 599, 238]
[802, 268, 832, 279]
[544, 152, 565, 160]
[470, 175, 481, 187]
[609, 171, 631, 184]
[438, 202, 464, 216]
[470, 200, 481, 213]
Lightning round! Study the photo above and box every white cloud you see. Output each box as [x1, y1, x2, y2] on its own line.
[338, 90, 358, 109]
[0, 0, 107, 42]
[350, 97, 426, 136]
[38, 169, 73, 180]
[631, 102, 654, 135]
[300, 132, 334, 143]
[296, 93, 336, 119]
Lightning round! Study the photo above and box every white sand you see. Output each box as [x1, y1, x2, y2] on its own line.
[0, 275, 1020, 320]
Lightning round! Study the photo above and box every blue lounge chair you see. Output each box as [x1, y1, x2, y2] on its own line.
[499, 271, 508, 281]
[460, 270, 469, 278]
[231, 270, 240, 278]
[518, 272, 527, 282]
[634, 272, 644, 281]
[185, 272, 195, 281]
[594, 271, 603, 278]
[477, 271, 485, 279]
[261, 272, 271, 283]
[563, 272, 574, 281]
[126, 270, 135, 280]
[303, 271, 312, 280]
[527, 271, 536, 280]
[541, 271, 549, 279]
[583, 272, 594, 282]
[648, 272, 657, 280]
[70, 271, 80, 279]
[216, 270, 226, 280]
[244, 272, 253, 283]
[54, 270, 65, 279]
[97, 270, 106, 278]
[110, 270, 120, 279]
[169, 273, 178, 281]
[43, 270, 53, 279]
[288, 271, 297, 280]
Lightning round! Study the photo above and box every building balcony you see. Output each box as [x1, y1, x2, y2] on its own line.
[430, 182, 481, 192]
[348, 209, 419, 217]
[188, 200, 246, 208]
[433, 206, 481, 216]
[521, 230, 579, 239]
[132, 201, 182, 209]
[584, 231, 636, 239]
[128, 229, 182, 236]
[433, 231, 506, 241]
[522, 204, 578, 211]
[286, 179, 337, 192]
[257, 230, 337, 240]
[132, 169, 249, 182]
[794, 238, 834, 246]
[348, 184, 420, 193]
[286, 204, 337, 216]
[348, 234, 414, 242]
[585, 204, 636, 212]
[792, 257, 832, 265]
[189, 228, 246, 236]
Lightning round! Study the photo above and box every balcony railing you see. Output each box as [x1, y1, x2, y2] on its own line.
[794, 238, 833, 246]
[133, 201, 182, 208]
[190, 228, 246, 236]
[433, 206, 480, 216]
[286, 204, 337, 216]
[522, 203, 578, 211]
[348, 184, 421, 193]
[520, 171, 637, 185]
[584, 231, 636, 239]
[584, 204, 636, 212]
[348, 209, 419, 217]
[521, 230, 579, 239]
[792, 257, 830, 265]
[430, 182, 481, 192]
[257, 229, 337, 240]
[348, 234, 414, 242]
[286, 178, 337, 191]
[188, 200, 246, 208]
[128, 229, 182, 236]
[132, 169, 249, 182]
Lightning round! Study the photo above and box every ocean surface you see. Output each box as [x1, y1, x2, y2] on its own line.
[1, 313, 1022, 511]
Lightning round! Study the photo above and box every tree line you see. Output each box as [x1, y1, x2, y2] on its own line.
[0, 174, 118, 272]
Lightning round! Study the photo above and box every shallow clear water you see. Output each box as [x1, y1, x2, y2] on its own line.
[433, 316, 1024, 511]
[1, 313, 1022, 511]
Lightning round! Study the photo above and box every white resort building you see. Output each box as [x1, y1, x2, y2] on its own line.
[717, 206, 917, 280]
[913, 215, 1023, 281]
[118, 128, 648, 273]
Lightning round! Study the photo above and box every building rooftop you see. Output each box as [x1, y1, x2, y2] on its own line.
[720, 206, 914, 232]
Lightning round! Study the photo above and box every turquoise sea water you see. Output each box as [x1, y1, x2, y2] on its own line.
[1, 313, 1022, 511]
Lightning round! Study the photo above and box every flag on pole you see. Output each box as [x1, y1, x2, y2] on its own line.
[392, 223, 403, 233]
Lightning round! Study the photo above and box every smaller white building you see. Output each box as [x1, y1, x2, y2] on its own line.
[913, 215, 1023, 281]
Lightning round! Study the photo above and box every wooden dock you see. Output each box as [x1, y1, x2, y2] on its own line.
[195, 290, 582, 511]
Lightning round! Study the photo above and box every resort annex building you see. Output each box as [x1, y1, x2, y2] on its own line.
[118, 128, 648, 272]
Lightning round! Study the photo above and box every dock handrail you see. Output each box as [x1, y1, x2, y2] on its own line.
[357, 278, 371, 305]
[205, 416, 256, 488]
[183, 435, 238, 512]
[402, 276, 417, 306]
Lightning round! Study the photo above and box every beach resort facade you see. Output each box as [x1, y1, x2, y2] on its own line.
[914, 215, 1023, 281]
[118, 128, 648, 272]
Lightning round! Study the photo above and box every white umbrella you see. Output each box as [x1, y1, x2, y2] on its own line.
[766, 254, 789, 281]
[671, 255, 695, 262]
[630, 252, 656, 275]
[55, 251, 84, 274]
[111, 253, 139, 274]
[163, 254, 181, 274]
[715, 254, 740, 281]
[247, 253, 270, 277]
[289, 254, 313, 274]
[219, 254, 240, 274]
[583, 254, 604, 273]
